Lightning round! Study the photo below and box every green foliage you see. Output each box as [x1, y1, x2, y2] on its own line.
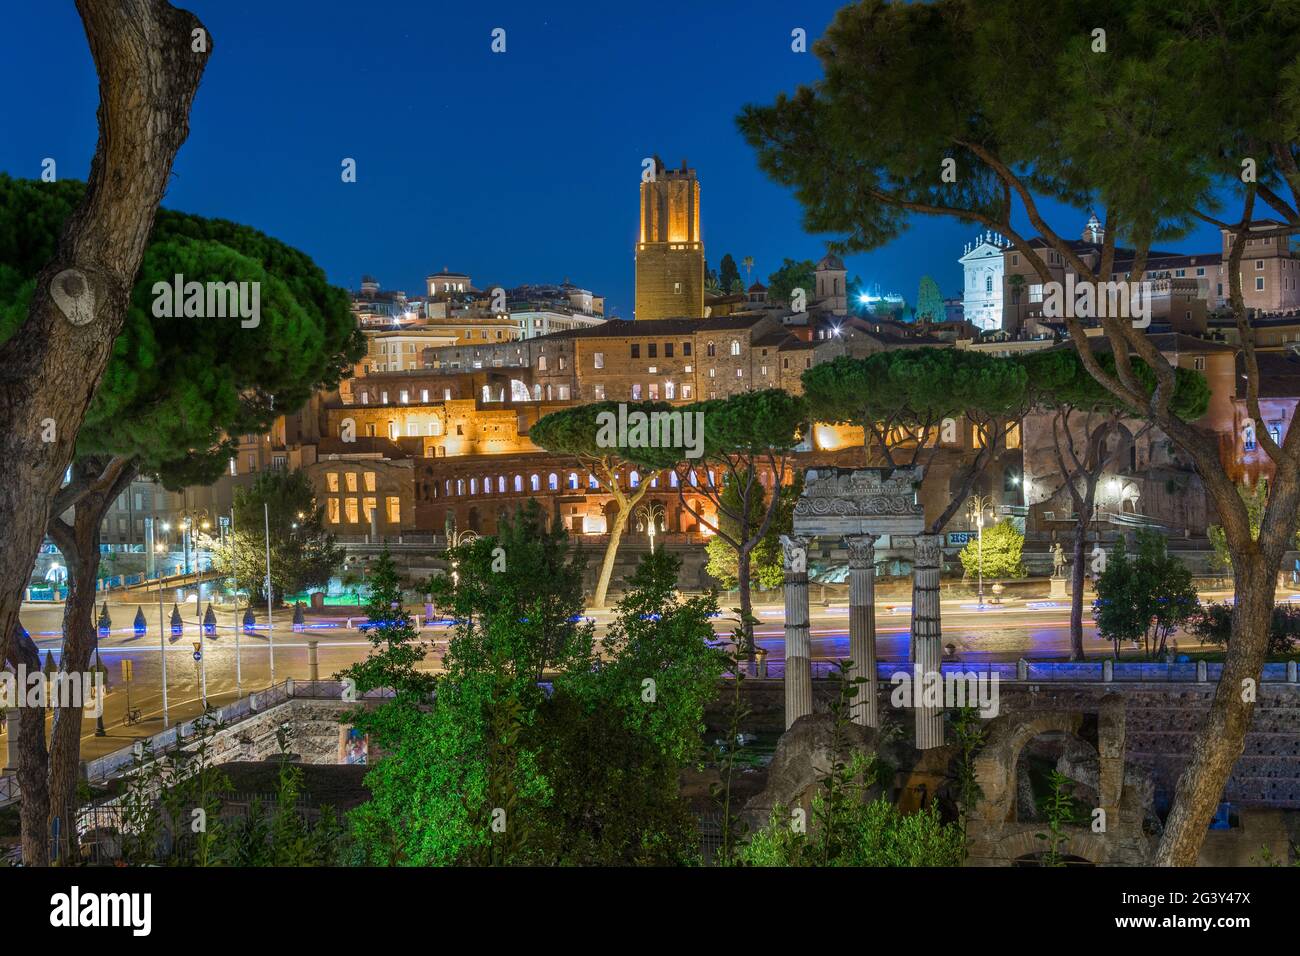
[915, 275, 944, 321]
[1034, 770, 1083, 867]
[736, 0, 1292, 260]
[801, 349, 1027, 452]
[719, 253, 743, 295]
[1018, 349, 1209, 422]
[1092, 531, 1199, 658]
[1207, 481, 1274, 572]
[950, 706, 987, 836]
[347, 521, 727, 866]
[433, 501, 593, 689]
[0, 175, 364, 485]
[739, 663, 964, 867]
[958, 520, 1026, 580]
[529, 400, 683, 471]
[1187, 602, 1300, 657]
[705, 470, 801, 591]
[691, 388, 807, 460]
[766, 257, 816, 306]
[209, 469, 339, 605]
[337, 549, 433, 701]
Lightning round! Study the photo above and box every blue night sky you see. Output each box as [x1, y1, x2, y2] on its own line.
[1, 1, 1227, 318]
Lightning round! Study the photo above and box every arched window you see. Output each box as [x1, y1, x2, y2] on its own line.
[548, 473, 559, 491]
[514, 475, 523, 492]
[498, 476, 506, 493]
[707, 470, 715, 486]
[445, 479, 452, 496]
[670, 471, 679, 488]
[689, 470, 698, 486]
[730, 340, 740, 356]
[530, 474, 540, 492]
[470, 478, 478, 494]
[456, 479, 465, 496]
[482, 476, 491, 495]
[533, 384, 542, 401]
[629, 471, 640, 488]
[567, 472, 579, 490]
[588, 473, 599, 489]
[706, 341, 716, 357]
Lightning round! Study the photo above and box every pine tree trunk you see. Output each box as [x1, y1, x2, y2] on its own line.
[592, 506, 630, 609]
[47, 516, 107, 861]
[9, 624, 49, 866]
[1069, 521, 1088, 660]
[737, 545, 755, 660]
[1155, 551, 1276, 865]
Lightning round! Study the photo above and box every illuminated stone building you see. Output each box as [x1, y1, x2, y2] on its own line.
[635, 157, 705, 321]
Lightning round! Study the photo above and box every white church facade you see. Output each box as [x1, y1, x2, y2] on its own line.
[959, 231, 1009, 331]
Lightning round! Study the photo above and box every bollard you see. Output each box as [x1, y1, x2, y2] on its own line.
[308, 640, 319, 682]
[1103, 658, 1114, 683]
[1016, 658, 1028, 681]
[1197, 660, 1208, 683]
[1288, 660, 1298, 683]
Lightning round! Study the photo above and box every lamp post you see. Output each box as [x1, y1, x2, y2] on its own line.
[154, 542, 170, 727]
[446, 526, 479, 586]
[265, 501, 276, 685]
[181, 513, 212, 709]
[633, 501, 666, 553]
[967, 493, 994, 607]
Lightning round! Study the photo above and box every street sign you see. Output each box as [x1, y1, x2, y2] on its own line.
[948, 531, 974, 546]
[193, 651, 202, 662]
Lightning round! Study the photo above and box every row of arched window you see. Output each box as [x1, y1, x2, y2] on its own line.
[426, 468, 724, 499]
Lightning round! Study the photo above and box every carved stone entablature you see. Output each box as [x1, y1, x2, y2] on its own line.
[792, 467, 926, 538]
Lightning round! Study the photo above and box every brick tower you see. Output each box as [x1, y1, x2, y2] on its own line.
[635, 156, 704, 320]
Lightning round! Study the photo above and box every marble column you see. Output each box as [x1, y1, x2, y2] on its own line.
[844, 533, 879, 728]
[911, 533, 945, 749]
[781, 534, 813, 730]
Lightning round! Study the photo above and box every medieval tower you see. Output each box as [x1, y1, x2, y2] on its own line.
[635, 156, 704, 320]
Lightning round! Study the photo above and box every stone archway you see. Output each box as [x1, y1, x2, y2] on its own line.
[965, 698, 1152, 866]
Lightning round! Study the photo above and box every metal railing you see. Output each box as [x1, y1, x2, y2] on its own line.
[743, 659, 1300, 684]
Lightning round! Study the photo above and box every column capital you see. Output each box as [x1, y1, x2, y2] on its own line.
[843, 533, 877, 568]
[913, 532, 943, 567]
[780, 533, 813, 571]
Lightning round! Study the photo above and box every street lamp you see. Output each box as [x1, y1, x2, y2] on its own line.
[154, 542, 170, 727]
[446, 527, 479, 586]
[967, 493, 994, 607]
[634, 501, 666, 553]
